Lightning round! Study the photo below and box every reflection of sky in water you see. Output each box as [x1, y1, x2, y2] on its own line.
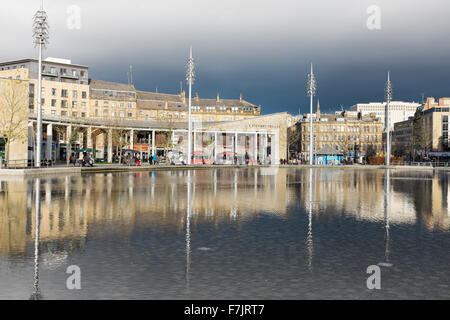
[0, 168, 448, 299]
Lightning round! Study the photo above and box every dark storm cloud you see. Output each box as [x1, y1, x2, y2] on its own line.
[1, 0, 450, 114]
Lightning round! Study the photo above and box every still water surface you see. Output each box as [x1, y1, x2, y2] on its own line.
[0, 168, 448, 299]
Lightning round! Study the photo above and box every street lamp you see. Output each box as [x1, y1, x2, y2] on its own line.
[186, 46, 195, 165]
[307, 64, 317, 165]
[32, 4, 49, 168]
[385, 72, 393, 166]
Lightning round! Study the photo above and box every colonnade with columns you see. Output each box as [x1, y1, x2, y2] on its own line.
[35, 121, 280, 165]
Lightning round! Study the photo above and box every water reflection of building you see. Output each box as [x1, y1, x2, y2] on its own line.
[0, 169, 292, 255]
[298, 168, 449, 231]
[0, 168, 448, 255]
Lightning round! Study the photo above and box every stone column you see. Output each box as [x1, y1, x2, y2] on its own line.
[108, 128, 113, 163]
[152, 130, 156, 155]
[235, 131, 238, 159]
[254, 133, 258, 165]
[130, 129, 134, 150]
[46, 123, 52, 161]
[87, 126, 92, 150]
[275, 133, 280, 165]
[66, 125, 72, 164]
[214, 132, 218, 163]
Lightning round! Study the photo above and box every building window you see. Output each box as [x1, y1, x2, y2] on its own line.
[127, 112, 132, 118]
[112, 102, 116, 107]
[151, 111, 157, 117]
[81, 112, 86, 118]
[61, 100, 68, 108]
[72, 90, 78, 98]
[72, 101, 77, 109]
[80, 71, 86, 78]
[128, 103, 132, 108]
[120, 103, 124, 108]
[61, 111, 67, 116]
[81, 102, 86, 109]
[82, 91, 87, 99]
[51, 88, 57, 96]
[51, 110, 56, 116]
[120, 111, 125, 118]
[95, 109, 98, 116]
[103, 110, 108, 117]
[61, 89, 68, 98]
[51, 99, 56, 107]
[95, 100, 98, 107]
[72, 112, 77, 117]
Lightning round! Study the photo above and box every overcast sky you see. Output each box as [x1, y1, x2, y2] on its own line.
[1, 0, 450, 114]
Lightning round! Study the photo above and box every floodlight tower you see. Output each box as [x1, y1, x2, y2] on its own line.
[186, 47, 195, 165]
[32, 4, 49, 167]
[307, 64, 317, 165]
[385, 72, 393, 166]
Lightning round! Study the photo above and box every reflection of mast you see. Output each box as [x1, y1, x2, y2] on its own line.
[30, 179, 42, 300]
[185, 171, 192, 290]
[380, 169, 393, 267]
[306, 168, 314, 271]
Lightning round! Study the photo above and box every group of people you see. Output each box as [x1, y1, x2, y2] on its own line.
[148, 153, 159, 165]
[69, 152, 93, 167]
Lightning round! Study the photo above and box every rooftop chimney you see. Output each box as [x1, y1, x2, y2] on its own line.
[181, 89, 186, 103]
[239, 93, 243, 102]
[194, 92, 199, 100]
[216, 92, 220, 102]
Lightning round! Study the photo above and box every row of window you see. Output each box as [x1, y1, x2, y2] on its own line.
[41, 110, 87, 117]
[301, 143, 379, 152]
[42, 66, 86, 78]
[41, 87, 87, 99]
[302, 134, 380, 142]
[191, 106, 248, 112]
[95, 100, 133, 108]
[303, 125, 380, 133]
[94, 109, 133, 118]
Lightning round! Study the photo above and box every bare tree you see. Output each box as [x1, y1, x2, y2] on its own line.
[287, 125, 301, 160]
[111, 118, 130, 164]
[0, 79, 29, 166]
[157, 114, 177, 162]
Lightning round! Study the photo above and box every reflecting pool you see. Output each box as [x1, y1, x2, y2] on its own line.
[0, 168, 448, 299]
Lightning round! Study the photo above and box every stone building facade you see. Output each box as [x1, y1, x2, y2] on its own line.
[296, 102, 383, 161]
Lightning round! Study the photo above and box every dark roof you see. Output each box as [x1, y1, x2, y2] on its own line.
[89, 79, 135, 92]
[136, 90, 184, 102]
[191, 98, 256, 108]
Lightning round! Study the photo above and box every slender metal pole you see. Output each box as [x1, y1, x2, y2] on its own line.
[307, 63, 316, 165]
[36, 43, 43, 167]
[385, 72, 392, 166]
[188, 78, 192, 165]
[33, 5, 48, 167]
[309, 93, 313, 165]
[186, 46, 195, 166]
